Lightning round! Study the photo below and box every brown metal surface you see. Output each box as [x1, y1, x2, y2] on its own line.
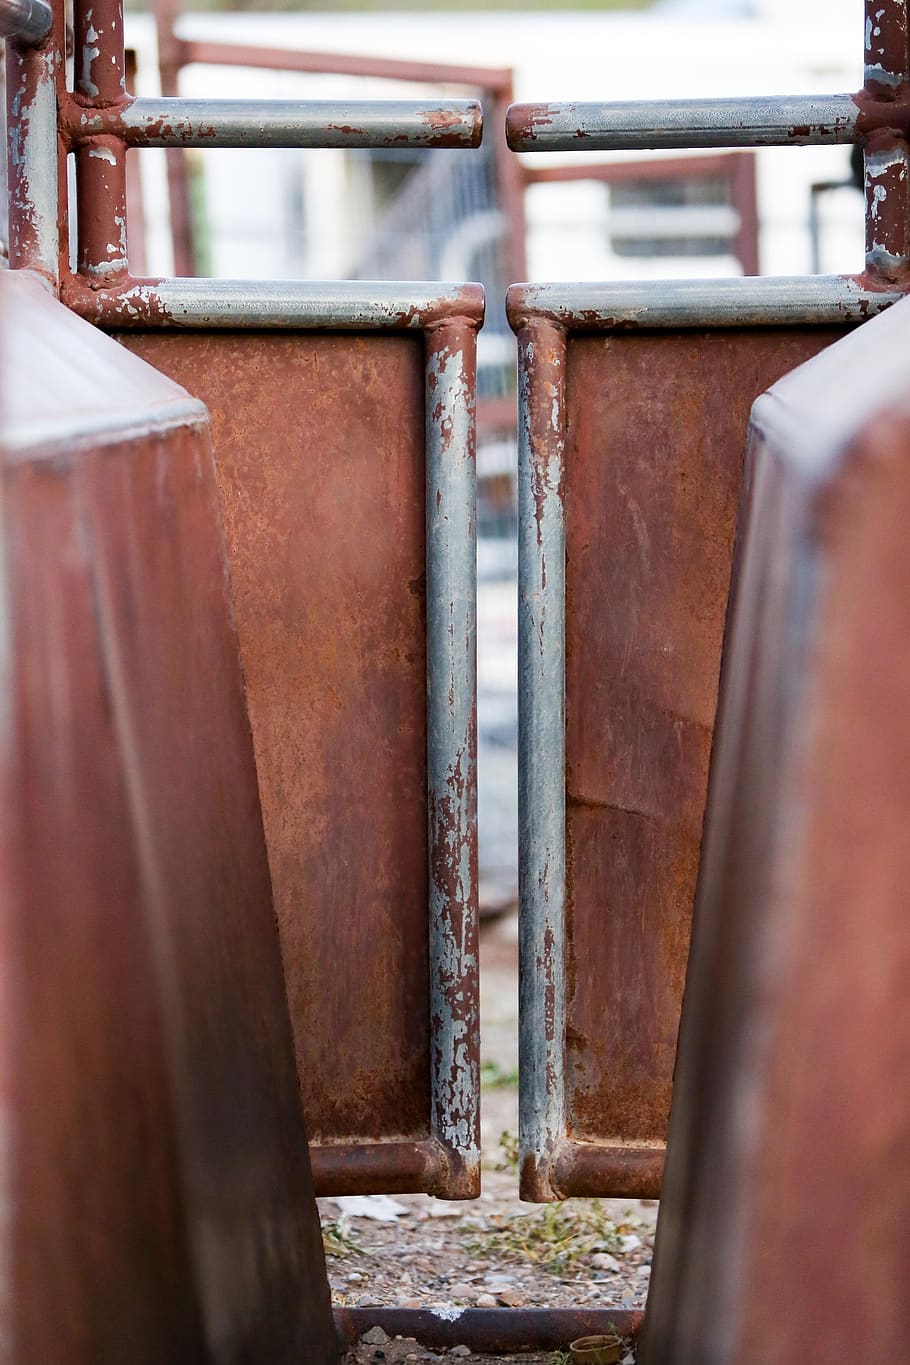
[0, 270, 337, 1363]
[334, 1308, 644, 1353]
[556, 326, 847, 1196]
[73, 0, 130, 282]
[121, 327, 443, 1187]
[642, 295, 910, 1365]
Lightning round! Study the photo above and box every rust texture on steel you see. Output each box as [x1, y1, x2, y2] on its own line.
[0, 270, 338, 1363]
[642, 293, 910, 1365]
[860, 0, 910, 274]
[512, 279, 850, 1202]
[121, 282, 482, 1199]
[335, 1308, 644, 1353]
[72, 0, 130, 282]
[4, 0, 59, 283]
[62, 96, 485, 149]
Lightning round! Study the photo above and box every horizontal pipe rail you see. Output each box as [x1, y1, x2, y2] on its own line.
[506, 95, 858, 151]
[0, 0, 51, 44]
[507, 275, 903, 331]
[66, 97, 483, 149]
[63, 276, 485, 330]
[334, 1308, 644, 1353]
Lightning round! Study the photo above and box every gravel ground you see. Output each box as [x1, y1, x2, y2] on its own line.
[323, 916, 657, 1364]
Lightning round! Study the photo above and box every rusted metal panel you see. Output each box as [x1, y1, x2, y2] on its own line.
[0, 270, 337, 1363]
[122, 298, 481, 1198]
[642, 292, 910, 1365]
[562, 327, 845, 1190]
[511, 277, 854, 1201]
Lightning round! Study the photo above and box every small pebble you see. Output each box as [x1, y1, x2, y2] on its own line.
[361, 1326, 390, 1346]
[449, 1282, 473, 1300]
[450, 1348, 471, 1359]
[496, 1289, 523, 1307]
[620, 1234, 642, 1253]
[591, 1252, 620, 1272]
[400, 1298, 423, 1310]
[475, 1293, 496, 1308]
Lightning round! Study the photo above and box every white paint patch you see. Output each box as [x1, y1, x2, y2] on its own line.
[431, 1306, 466, 1322]
[88, 145, 117, 165]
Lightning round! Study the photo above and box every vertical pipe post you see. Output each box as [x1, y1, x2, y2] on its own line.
[731, 152, 760, 276]
[5, 9, 60, 286]
[425, 313, 481, 1201]
[74, 0, 129, 281]
[864, 0, 910, 277]
[153, 0, 197, 276]
[516, 317, 567, 1203]
[491, 81, 528, 287]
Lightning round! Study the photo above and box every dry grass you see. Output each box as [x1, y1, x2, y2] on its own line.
[468, 1198, 623, 1273]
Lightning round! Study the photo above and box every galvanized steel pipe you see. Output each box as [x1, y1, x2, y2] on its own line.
[506, 95, 859, 152]
[0, 0, 52, 45]
[507, 275, 904, 331]
[64, 277, 485, 330]
[516, 318, 568, 1204]
[425, 316, 482, 1199]
[70, 97, 484, 150]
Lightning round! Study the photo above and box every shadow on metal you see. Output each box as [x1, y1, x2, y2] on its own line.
[642, 291, 910, 1365]
[0, 268, 338, 1362]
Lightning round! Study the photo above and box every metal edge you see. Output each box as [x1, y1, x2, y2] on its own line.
[506, 275, 906, 333]
[334, 1307, 645, 1352]
[505, 94, 858, 152]
[64, 96, 484, 151]
[516, 318, 568, 1204]
[310, 1139, 450, 1198]
[425, 312, 481, 1201]
[1, 397, 209, 463]
[62, 275, 486, 331]
[552, 1140, 665, 1201]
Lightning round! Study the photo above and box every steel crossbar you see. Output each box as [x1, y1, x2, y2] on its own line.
[506, 95, 860, 151]
[62, 97, 483, 150]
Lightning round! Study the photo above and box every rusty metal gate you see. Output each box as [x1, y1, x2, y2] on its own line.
[8, 0, 910, 1220]
[6, 0, 484, 1199]
[507, 0, 910, 1201]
